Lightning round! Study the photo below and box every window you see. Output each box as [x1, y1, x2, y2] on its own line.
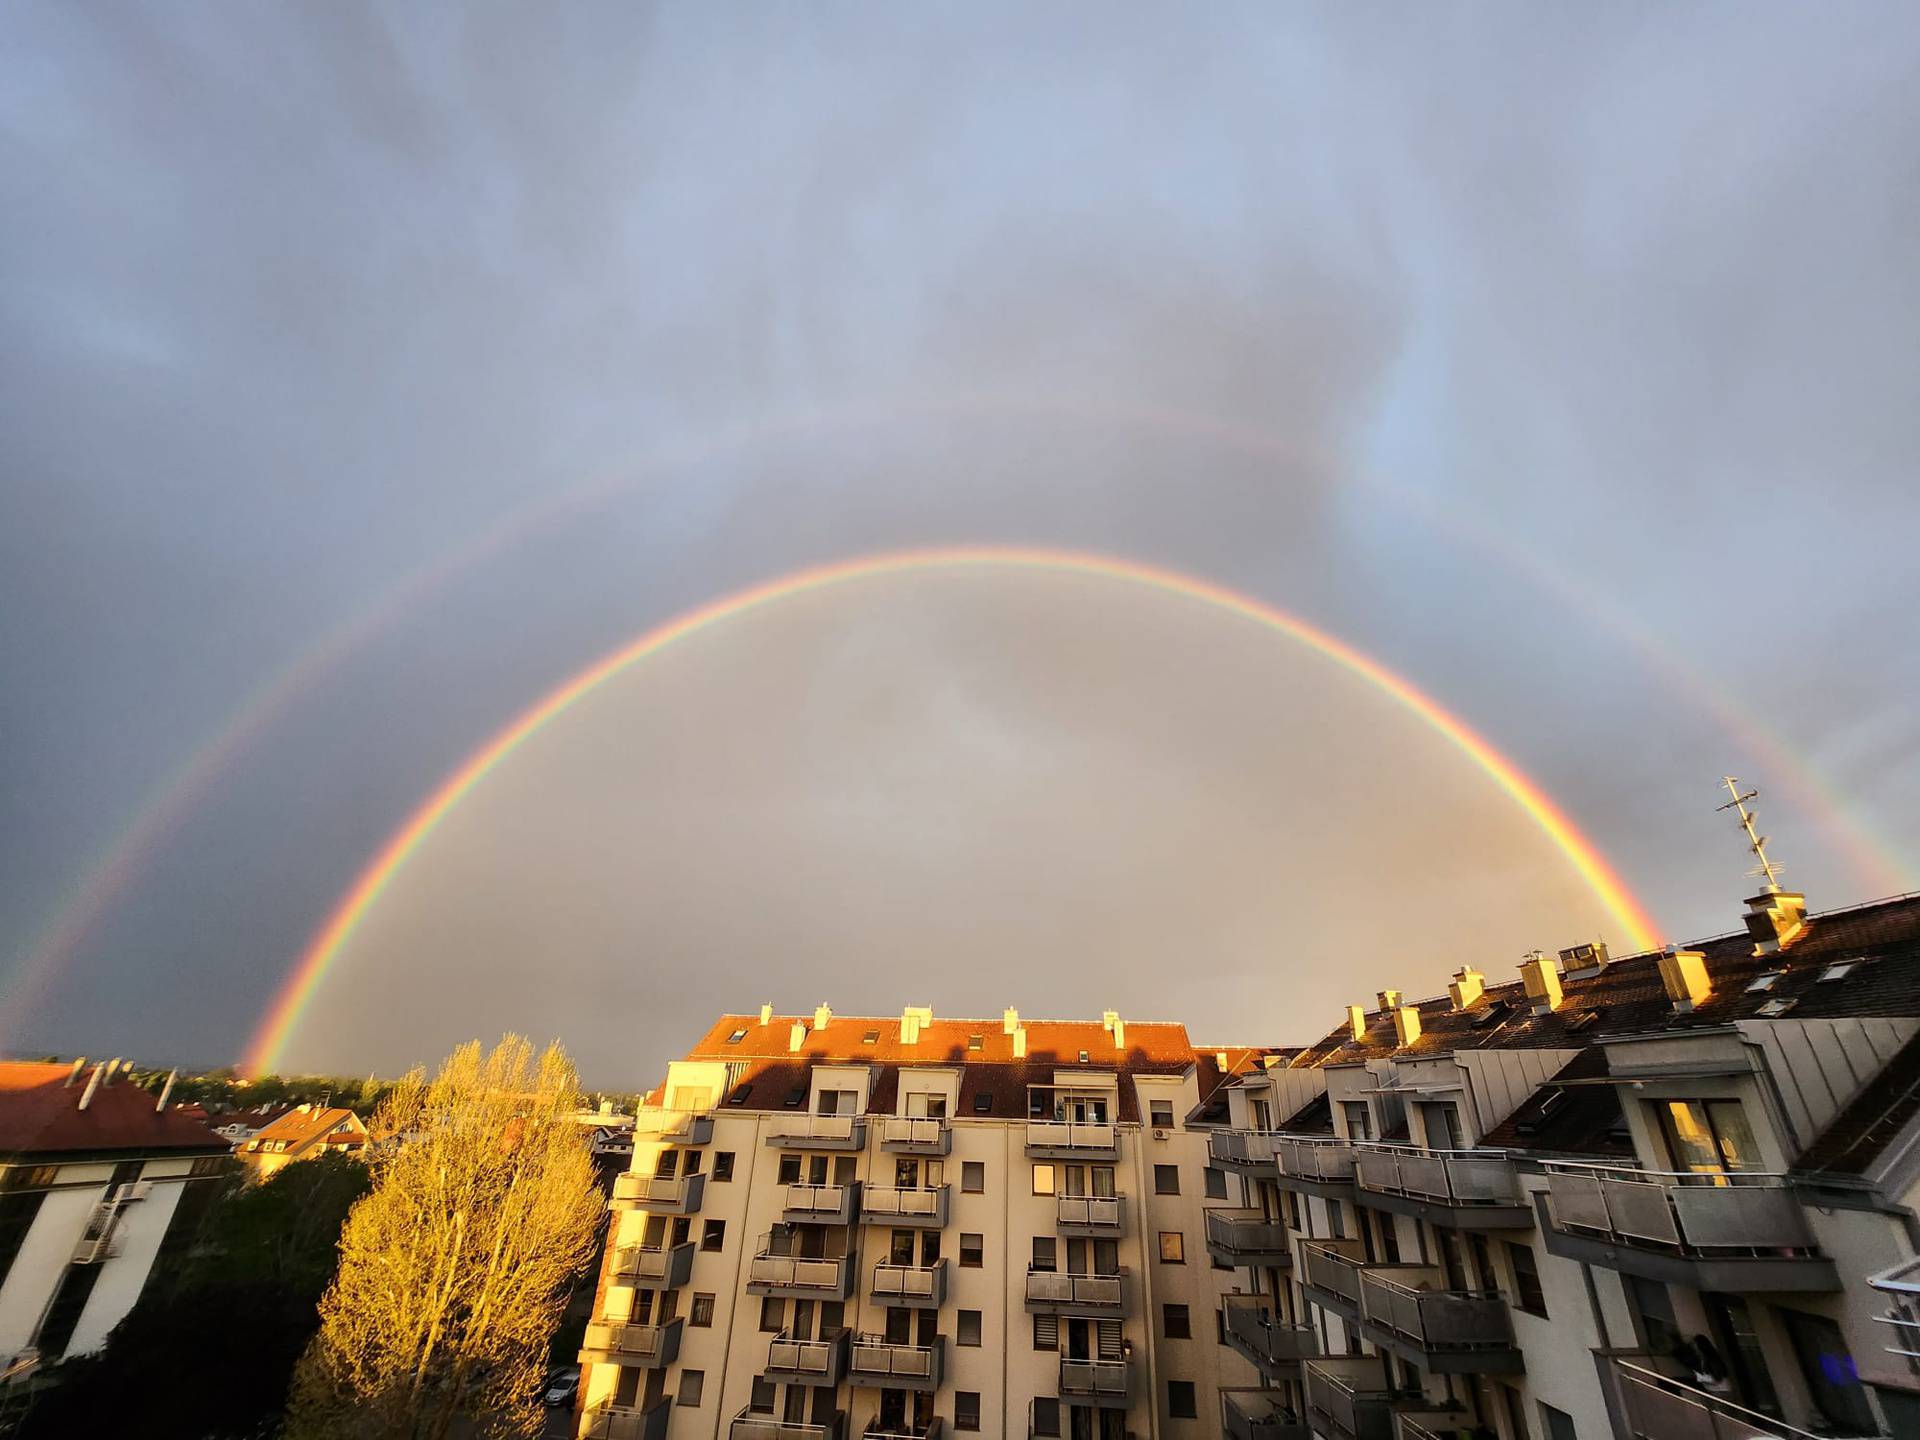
[728, 1084, 752, 1105]
[958, 1309, 982, 1346]
[777, 1154, 802, 1183]
[1168, 1380, 1197, 1419]
[1342, 1102, 1374, 1142]
[1033, 1313, 1056, 1350]
[955, 1391, 981, 1431]
[1203, 1166, 1227, 1200]
[690, 1293, 716, 1327]
[713, 1151, 735, 1182]
[1783, 1308, 1876, 1434]
[962, 1161, 985, 1192]
[1078, 1050, 1089, 1063]
[677, 1370, 704, 1407]
[1215, 1308, 1227, 1345]
[1158, 1231, 1185, 1264]
[1032, 1236, 1057, 1271]
[1032, 1398, 1060, 1437]
[960, 1233, 983, 1268]
[783, 1084, 807, 1109]
[1507, 1241, 1548, 1317]
[863, 1030, 880, 1044]
[968, 1034, 984, 1052]
[1151, 1101, 1174, 1127]
[1163, 1303, 1191, 1339]
[1502, 1385, 1531, 1440]
[1033, 1163, 1057, 1196]
[700, 1219, 725, 1251]
[972, 1091, 993, 1114]
[1153, 1164, 1180, 1195]
[759, 1297, 785, 1332]
[1540, 1404, 1577, 1440]
[1656, 1099, 1761, 1173]
[727, 1029, 748, 1044]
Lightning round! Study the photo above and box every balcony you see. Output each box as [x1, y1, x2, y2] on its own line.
[1542, 1164, 1838, 1292]
[1353, 1145, 1530, 1229]
[1222, 1294, 1319, 1376]
[1058, 1354, 1130, 1404]
[1392, 1414, 1480, 1440]
[1024, 1267, 1128, 1317]
[579, 1398, 672, 1440]
[578, 1316, 683, 1368]
[849, 1334, 944, 1392]
[1601, 1354, 1836, 1440]
[611, 1170, 706, 1216]
[766, 1114, 868, 1150]
[1303, 1356, 1408, 1440]
[609, 1240, 695, 1289]
[766, 1326, 850, 1385]
[784, 1181, 861, 1225]
[1355, 1267, 1522, 1374]
[1870, 1254, 1920, 1360]
[633, 1109, 714, 1146]
[878, 1116, 952, 1154]
[1026, 1119, 1119, 1158]
[1055, 1193, 1127, 1237]
[1209, 1128, 1279, 1176]
[747, 1251, 855, 1300]
[730, 1409, 848, 1440]
[863, 1422, 944, 1440]
[1222, 1389, 1311, 1440]
[1204, 1208, 1293, 1269]
[1274, 1135, 1358, 1198]
[1298, 1237, 1369, 1312]
[872, 1259, 947, 1309]
[860, 1185, 949, 1229]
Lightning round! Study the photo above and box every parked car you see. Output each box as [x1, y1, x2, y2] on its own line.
[544, 1366, 580, 1407]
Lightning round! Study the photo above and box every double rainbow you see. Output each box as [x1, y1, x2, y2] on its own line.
[241, 544, 1661, 1074]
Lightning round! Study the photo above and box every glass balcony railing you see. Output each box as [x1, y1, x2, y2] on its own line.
[1275, 1135, 1357, 1185]
[632, 1109, 713, 1145]
[862, 1420, 944, 1440]
[1222, 1293, 1320, 1371]
[1057, 1354, 1130, 1401]
[1209, 1129, 1279, 1171]
[1055, 1193, 1127, 1233]
[608, 1240, 694, 1288]
[747, 1251, 854, 1298]
[849, 1334, 944, 1389]
[877, 1117, 952, 1154]
[579, 1398, 672, 1440]
[611, 1170, 706, 1214]
[1222, 1389, 1310, 1440]
[782, 1181, 860, 1223]
[765, 1114, 867, 1149]
[1205, 1208, 1293, 1265]
[1026, 1120, 1119, 1157]
[1299, 1237, 1369, 1307]
[766, 1327, 850, 1385]
[1024, 1267, 1127, 1313]
[872, 1259, 947, 1308]
[579, 1317, 683, 1368]
[1303, 1356, 1406, 1440]
[1355, 1266, 1516, 1357]
[860, 1185, 948, 1227]
[1604, 1355, 1835, 1440]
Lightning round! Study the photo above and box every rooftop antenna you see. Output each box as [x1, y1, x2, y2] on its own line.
[1718, 777, 1783, 891]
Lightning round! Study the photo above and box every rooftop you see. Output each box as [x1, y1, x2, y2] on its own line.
[0, 1061, 228, 1158]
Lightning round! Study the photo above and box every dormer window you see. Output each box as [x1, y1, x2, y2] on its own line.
[967, 1035, 984, 1053]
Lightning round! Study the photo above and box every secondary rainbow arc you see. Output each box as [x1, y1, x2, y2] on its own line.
[241, 545, 1663, 1074]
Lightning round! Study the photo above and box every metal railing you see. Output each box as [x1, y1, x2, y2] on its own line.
[730, 1409, 848, 1440]
[1223, 1294, 1319, 1368]
[1056, 1193, 1126, 1230]
[749, 1251, 853, 1293]
[1610, 1356, 1830, 1440]
[877, 1116, 951, 1152]
[784, 1181, 858, 1218]
[609, 1240, 694, 1286]
[1210, 1129, 1280, 1168]
[862, 1421, 944, 1440]
[766, 1113, 867, 1146]
[1025, 1267, 1127, 1309]
[1869, 1253, 1920, 1360]
[767, 1326, 849, 1380]
[1299, 1237, 1368, 1305]
[580, 1317, 682, 1366]
[1544, 1163, 1816, 1254]
[1205, 1208, 1292, 1261]
[1222, 1388, 1308, 1440]
[579, 1398, 672, 1440]
[861, 1185, 947, 1223]
[612, 1170, 706, 1211]
[1058, 1355, 1129, 1398]
[1357, 1267, 1514, 1352]
[1393, 1414, 1476, 1440]
[850, 1334, 942, 1384]
[1355, 1144, 1520, 1207]
[632, 1109, 713, 1144]
[1027, 1120, 1118, 1153]
[873, 1259, 947, 1305]
[1303, 1357, 1402, 1440]
[1275, 1135, 1357, 1182]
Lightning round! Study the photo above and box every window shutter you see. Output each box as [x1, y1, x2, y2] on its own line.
[1033, 1314, 1058, 1350]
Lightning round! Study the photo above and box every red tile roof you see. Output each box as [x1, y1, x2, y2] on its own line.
[0, 1062, 228, 1157]
[243, 1105, 366, 1157]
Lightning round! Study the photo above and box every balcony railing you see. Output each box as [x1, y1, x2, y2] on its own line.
[1058, 1354, 1130, 1401]
[873, 1259, 947, 1308]
[579, 1398, 672, 1440]
[1276, 1134, 1357, 1186]
[1205, 1208, 1293, 1266]
[611, 1170, 706, 1214]
[1355, 1145, 1522, 1211]
[1545, 1164, 1816, 1255]
[784, 1181, 861, 1224]
[1222, 1294, 1319, 1372]
[765, 1114, 868, 1149]
[632, 1109, 714, 1145]
[862, 1421, 944, 1440]
[1299, 1237, 1368, 1308]
[609, 1240, 695, 1288]
[747, 1251, 855, 1298]
[878, 1116, 952, 1154]
[1025, 1267, 1127, 1314]
[860, 1185, 948, 1228]
[1055, 1193, 1127, 1235]
[1356, 1267, 1516, 1357]
[1222, 1389, 1310, 1440]
[849, 1334, 944, 1390]
[1869, 1253, 1920, 1360]
[1605, 1355, 1832, 1440]
[730, 1409, 848, 1440]
[1026, 1120, 1119, 1157]
[1392, 1414, 1479, 1440]
[578, 1316, 683, 1367]
[1303, 1356, 1406, 1440]
[766, 1326, 850, 1385]
[1210, 1129, 1279, 1171]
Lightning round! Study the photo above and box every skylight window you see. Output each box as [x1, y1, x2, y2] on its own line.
[783, 1085, 807, 1109]
[1820, 960, 1859, 983]
[967, 1034, 984, 1052]
[726, 1029, 748, 1044]
[727, 1085, 752, 1105]
[1567, 1011, 1601, 1032]
[863, 1030, 880, 1045]
[972, 1092, 993, 1114]
[1746, 972, 1784, 993]
[1756, 998, 1799, 1017]
[1078, 1050, 1090, 1063]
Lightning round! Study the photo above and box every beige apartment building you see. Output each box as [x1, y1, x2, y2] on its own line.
[579, 885, 1920, 1440]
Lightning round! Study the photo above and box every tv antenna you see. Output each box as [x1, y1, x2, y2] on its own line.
[1718, 777, 1783, 891]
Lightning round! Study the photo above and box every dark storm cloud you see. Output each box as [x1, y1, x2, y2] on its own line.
[2, 3, 1916, 1076]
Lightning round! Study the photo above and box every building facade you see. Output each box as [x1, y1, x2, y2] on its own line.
[580, 887, 1920, 1440]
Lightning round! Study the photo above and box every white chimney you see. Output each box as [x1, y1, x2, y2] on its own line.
[1003, 1007, 1020, 1035]
[1111, 1018, 1126, 1050]
[1376, 990, 1401, 1012]
[1392, 1006, 1422, 1048]
[1659, 948, 1712, 1012]
[155, 1069, 177, 1113]
[759, 1003, 773, 1027]
[901, 1008, 922, 1046]
[1447, 968, 1485, 1011]
[1520, 952, 1563, 1014]
[789, 1022, 809, 1053]
[1345, 1005, 1367, 1042]
[1101, 1009, 1120, 1033]
[813, 1003, 832, 1031]
[1012, 1025, 1028, 1059]
[64, 1057, 87, 1087]
[77, 1063, 104, 1111]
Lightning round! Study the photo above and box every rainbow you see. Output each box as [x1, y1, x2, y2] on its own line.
[241, 544, 1663, 1073]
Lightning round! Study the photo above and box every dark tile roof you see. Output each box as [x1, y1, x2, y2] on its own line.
[1480, 1048, 1634, 1159]
[1279, 1091, 1333, 1136]
[1793, 1028, 1920, 1179]
[1280, 892, 1920, 1068]
[0, 1062, 229, 1158]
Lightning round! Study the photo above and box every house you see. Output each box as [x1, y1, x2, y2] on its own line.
[238, 1104, 367, 1180]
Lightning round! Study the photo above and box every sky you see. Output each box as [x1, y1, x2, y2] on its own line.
[3, 3, 1917, 1086]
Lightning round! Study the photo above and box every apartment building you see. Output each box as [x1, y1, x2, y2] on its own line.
[0, 1059, 231, 1379]
[576, 1007, 1271, 1440]
[1209, 886, 1920, 1440]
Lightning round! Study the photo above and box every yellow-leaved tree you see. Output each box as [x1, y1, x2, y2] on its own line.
[285, 1036, 605, 1440]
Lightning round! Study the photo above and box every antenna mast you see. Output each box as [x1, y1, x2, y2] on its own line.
[1718, 776, 1783, 891]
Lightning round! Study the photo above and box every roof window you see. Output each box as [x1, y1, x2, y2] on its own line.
[727, 1085, 752, 1105]
[972, 1092, 993, 1114]
[727, 1029, 748, 1044]
[1566, 1011, 1601, 1033]
[967, 1034, 984, 1052]
[1078, 1050, 1090, 1063]
[1746, 972, 1785, 993]
[1820, 960, 1860, 983]
[863, 1030, 880, 1045]
[1470, 1001, 1514, 1029]
[1755, 997, 1799, 1017]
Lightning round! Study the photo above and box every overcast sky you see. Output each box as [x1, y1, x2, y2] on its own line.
[3, 4, 1916, 1085]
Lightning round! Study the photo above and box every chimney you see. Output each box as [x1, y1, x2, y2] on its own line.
[1658, 948, 1712, 1012]
[1744, 890, 1807, 955]
[1447, 967, 1485, 1011]
[1111, 1018, 1126, 1050]
[1520, 952, 1563, 1014]
[1012, 1025, 1028, 1059]
[1345, 1005, 1367, 1042]
[789, 1022, 809, 1052]
[813, 1003, 832, 1031]
[1393, 1006, 1422, 1047]
[64, 1057, 87, 1087]
[1215, 1050, 1229, 1068]
[1559, 942, 1609, 978]
[901, 1008, 922, 1046]
[1003, 1007, 1020, 1035]
[105, 1057, 123, 1085]
[1101, 1009, 1120, 1033]
[77, 1063, 104, 1111]
[759, 1003, 773, 1027]
[155, 1069, 177, 1113]
[1377, 990, 1402, 1011]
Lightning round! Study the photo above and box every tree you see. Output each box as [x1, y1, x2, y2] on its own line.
[285, 1037, 605, 1440]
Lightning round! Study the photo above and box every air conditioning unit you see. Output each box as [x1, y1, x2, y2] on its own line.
[115, 1181, 152, 1204]
[1151, 1128, 1169, 1140]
